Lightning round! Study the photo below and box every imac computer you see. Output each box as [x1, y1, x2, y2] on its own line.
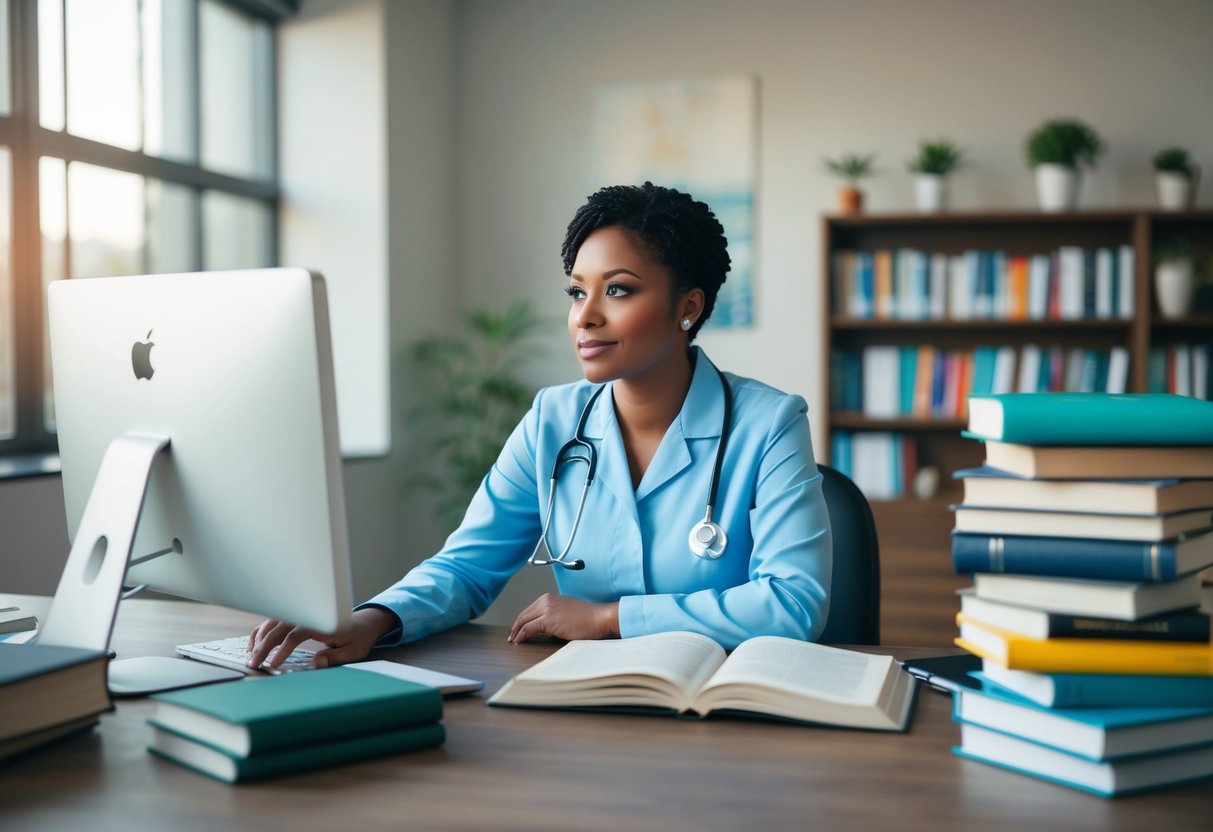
[37, 268, 353, 694]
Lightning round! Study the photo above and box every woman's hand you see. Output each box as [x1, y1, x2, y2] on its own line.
[508, 593, 619, 643]
[247, 607, 399, 670]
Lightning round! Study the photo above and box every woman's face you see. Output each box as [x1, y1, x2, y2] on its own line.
[566, 226, 697, 385]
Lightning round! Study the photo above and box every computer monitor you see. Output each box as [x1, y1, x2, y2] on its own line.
[37, 268, 353, 692]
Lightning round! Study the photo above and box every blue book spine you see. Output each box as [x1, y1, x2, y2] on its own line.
[999, 672, 1213, 709]
[898, 347, 917, 414]
[951, 531, 1192, 582]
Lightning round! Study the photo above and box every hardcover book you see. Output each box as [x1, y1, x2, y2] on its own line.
[980, 441, 1213, 480]
[980, 660, 1213, 709]
[149, 666, 443, 757]
[0, 643, 111, 745]
[955, 466, 1213, 516]
[487, 631, 917, 732]
[965, 392, 1213, 445]
[149, 721, 445, 783]
[970, 571, 1203, 620]
[951, 529, 1213, 582]
[956, 616, 1213, 676]
[952, 505, 1212, 542]
[956, 722, 1213, 797]
[958, 592, 1212, 642]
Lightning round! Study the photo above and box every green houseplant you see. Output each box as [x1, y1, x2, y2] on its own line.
[824, 152, 877, 214]
[407, 302, 547, 529]
[1024, 118, 1104, 212]
[1153, 146, 1200, 210]
[907, 140, 963, 212]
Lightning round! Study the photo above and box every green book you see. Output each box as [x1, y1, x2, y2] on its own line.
[149, 721, 445, 783]
[149, 666, 442, 757]
[966, 393, 1213, 446]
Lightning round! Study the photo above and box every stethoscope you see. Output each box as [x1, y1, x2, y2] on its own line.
[528, 366, 734, 570]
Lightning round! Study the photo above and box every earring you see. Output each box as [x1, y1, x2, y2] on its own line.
[680, 318, 692, 331]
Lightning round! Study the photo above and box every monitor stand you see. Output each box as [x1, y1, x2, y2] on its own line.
[35, 432, 243, 696]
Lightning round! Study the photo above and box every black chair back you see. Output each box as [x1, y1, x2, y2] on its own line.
[816, 464, 881, 645]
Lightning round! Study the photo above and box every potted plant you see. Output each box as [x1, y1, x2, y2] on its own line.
[824, 152, 877, 214]
[405, 302, 547, 529]
[1153, 147, 1200, 211]
[1153, 242, 1196, 319]
[1024, 118, 1103, 212]
[907, 139, 963, 212]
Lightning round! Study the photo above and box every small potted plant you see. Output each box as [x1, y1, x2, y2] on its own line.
[824, 152, 877, 214]
[1024, 118, 1103, 212]
[907, 139, 963, 212]
[1154, 242, 1196, 319]
[1153, 147, 1200, 211]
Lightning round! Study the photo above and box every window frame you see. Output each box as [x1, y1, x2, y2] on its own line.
[0, 0, 287, 460]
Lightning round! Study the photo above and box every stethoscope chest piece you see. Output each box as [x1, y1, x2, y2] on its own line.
[689, 518, 727, 560]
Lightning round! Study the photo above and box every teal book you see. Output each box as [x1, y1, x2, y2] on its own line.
[979, 661, 1213, 709]
[149, 666, 443, 757]
[149, 721, 445, 783]
[956, 722, 1213, 797]
[965, 392, 1213, 445]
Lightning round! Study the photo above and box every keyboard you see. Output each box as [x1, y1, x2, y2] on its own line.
[176, 636, 317, 675]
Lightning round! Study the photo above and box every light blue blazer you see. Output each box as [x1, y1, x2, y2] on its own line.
[362, 348, 832, 650]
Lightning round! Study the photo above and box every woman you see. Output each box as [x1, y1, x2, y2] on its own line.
[250, 183, 831, 669]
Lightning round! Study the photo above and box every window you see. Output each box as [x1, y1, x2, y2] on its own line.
[1, 0, 291, 458]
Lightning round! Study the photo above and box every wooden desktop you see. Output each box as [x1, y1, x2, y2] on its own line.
[0, 593, 1209, 831]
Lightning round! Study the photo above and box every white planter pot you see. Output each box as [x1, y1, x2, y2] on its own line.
[1034, 164, 1080, 212]
[1156, 172, 1193, 210]
[1155, 259, 1195, 319]
[914, 174, 947, 212]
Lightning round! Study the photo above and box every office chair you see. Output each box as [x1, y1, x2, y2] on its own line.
[816, 464, 881, 645]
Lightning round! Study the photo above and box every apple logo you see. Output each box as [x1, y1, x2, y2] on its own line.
[132, 330, 155, 381]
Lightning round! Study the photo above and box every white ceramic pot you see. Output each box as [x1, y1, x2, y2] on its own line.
[1156, 172, 1193, 211]
[1034, 163, 1080, 212]
[1155, 259, 1195, 319]
[914, 174, 947, 213]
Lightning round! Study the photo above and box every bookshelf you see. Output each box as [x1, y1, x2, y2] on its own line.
[821, 209, 1213, 545]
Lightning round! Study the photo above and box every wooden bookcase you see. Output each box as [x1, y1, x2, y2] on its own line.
[821, 209, 1213, 549]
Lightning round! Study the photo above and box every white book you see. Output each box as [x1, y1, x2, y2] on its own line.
[1063, 347, 1085, 392]
[1175, 345, 1193, 398]
[1058, 246, 1085, 320]
[1016, 345, 1042, 393]
[1027, 254, 1051, 320]
[1094, 248, 1114, 318]
[851, 432, 897, 500]
[1194, 345, 1209, 401]
[1106, 346, 1129, 394]
[948, 255, 970, 319]
[1118, 245, 1136, 318]
[992, 346, 1017, 395]
[861, 346, 900, 418]
[971, 572, 1204, 621]
[929, 252, 948, 320]
[953, 505, 1213, 542]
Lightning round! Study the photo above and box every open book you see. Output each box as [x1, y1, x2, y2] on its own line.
[487, 632, 918, 732]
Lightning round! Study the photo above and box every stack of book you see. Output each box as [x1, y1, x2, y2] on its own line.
[948, 392, 1213, 796]
[0, 642, 111, 763]
[147, 666, 445, 783]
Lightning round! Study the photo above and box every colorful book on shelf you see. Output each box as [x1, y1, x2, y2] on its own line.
[0, 643, 112, 746]
[955, 616, 1213, 676]
[487, 632, 918, 732]
[979, 440, 1213, 480]
[951, 528, 1213, 582]
[958, 592, 1212, 642]
[970, 572, 1203, 621]
[953, 678, 1213, 760]
[952, 505, 1213, 542]
[148, 666, 443, 757]
[955, 722, 1213, 798]
[965, 393, 1213, 446]
[954, 466, 1213, 516]
[149, 721, 445, 784]
[979, 660, 1213, 709]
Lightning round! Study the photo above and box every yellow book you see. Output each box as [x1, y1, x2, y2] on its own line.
[955, 614, 1213, 676]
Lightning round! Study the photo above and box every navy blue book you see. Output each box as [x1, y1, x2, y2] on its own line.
[951, 528, 1213, 582]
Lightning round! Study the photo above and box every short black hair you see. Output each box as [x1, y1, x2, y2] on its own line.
[561, 182, 731, 341]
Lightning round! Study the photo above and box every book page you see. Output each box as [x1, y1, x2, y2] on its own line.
[699, 637, 894, 706]
[495, 632, 726, 708]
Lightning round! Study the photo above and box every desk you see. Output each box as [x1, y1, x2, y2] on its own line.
[1, 594, 1210, 831]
